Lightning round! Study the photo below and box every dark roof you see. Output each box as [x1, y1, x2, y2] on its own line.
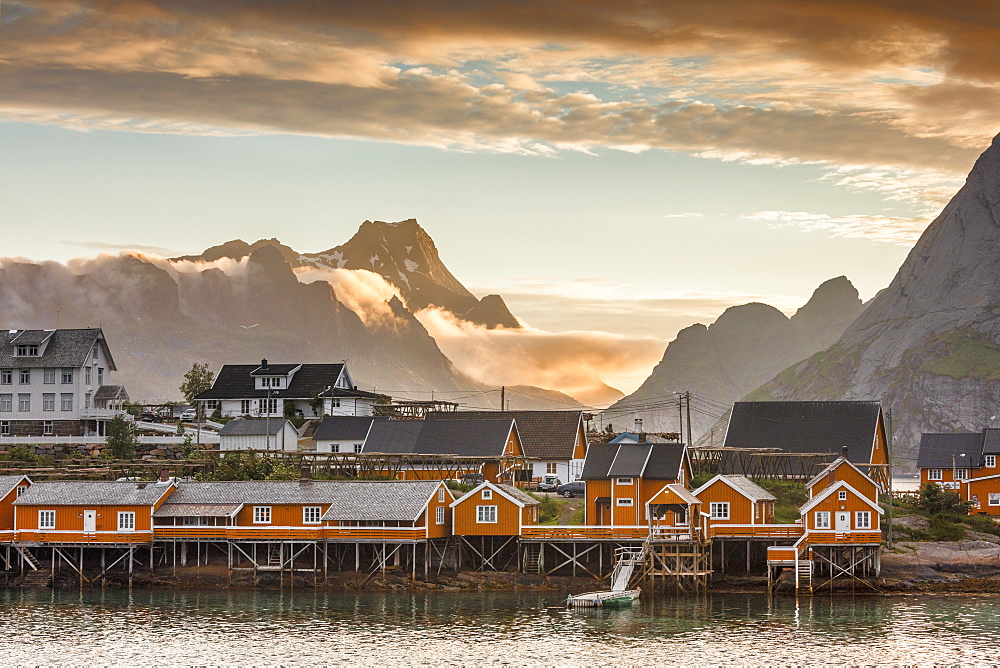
[916, 433, 984, 468]
[364, 419, 515, 457]
[723, 401, 883, 466]
[0, 475, 29, 499]
[983, 429, 1000, 454]
[427, 410, 582, 460]
[250, 363, 300, 376]
[196, 363, 346, 400]
[9, 330, 53, 345]
[219, 418, 290, 436]
[0, 328, 115, 370]
[314, 416, 389, 441]
[581, 442, 686, 480]
[94, 385, 129, 401]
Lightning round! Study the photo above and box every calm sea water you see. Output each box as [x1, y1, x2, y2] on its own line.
[0, 587, 996, 665]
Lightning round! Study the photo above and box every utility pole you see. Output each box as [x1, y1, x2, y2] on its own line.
[677, 395, 684, 443]
[685, 391, 693, 447]
[886, 406, 894, 549]
[500, 386, 505, 411]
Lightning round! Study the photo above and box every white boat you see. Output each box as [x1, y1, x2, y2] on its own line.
[565, 588, 641, 608]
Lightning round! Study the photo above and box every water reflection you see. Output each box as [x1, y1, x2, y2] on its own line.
[0, 588, 994, 664]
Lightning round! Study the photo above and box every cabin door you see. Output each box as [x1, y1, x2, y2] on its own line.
[83, 510, 97, 533]
[835, 511, 850, 531]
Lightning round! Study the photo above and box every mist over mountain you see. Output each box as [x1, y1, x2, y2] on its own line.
[607, 276, 864, 438]
[751, 132, 1000, 463]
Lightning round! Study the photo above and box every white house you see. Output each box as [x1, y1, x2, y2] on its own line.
[196, 359, 378, 419]
[218, 418, 300, 451]
[313, 415, 388, 453]
[0, 328, 129, 437]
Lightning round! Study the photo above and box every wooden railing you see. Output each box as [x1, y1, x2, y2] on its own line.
[521, 526, 649, 540]
[16, 530, 153, 544]
[0, 529, 14, 543]
[323, 527, 427, 542]
[766, 546, 799, 563]
[709, 524, 805, 539]
[154, 526, 229, 540]
[152, 526, 427, 542]
[807, 531, 883, 544]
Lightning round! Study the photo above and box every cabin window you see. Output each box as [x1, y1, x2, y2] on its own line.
[118, 512, 136, 532]
[303, 506, 322, 524]
[438, 488, 446, 503]
[43, 421, 53, 436]
[838, 490, 847, 501]
[815, 511, 831, 529]
[16, 485, 27, 497]
[331, 399, 341, 408]
[436, 506, 445, 525]
[38, 510, 55, 530]
[546, 463, 558, 475]
[927, 469, 942, 481]
[353, 444, 363, 453]
[616, 498, 633, 507]
[989, 493, 1000, 506]
[19, 369, 30, 385]
[955, 469, 969, 480]
[986, 455, 997, 468]
[330, 444, 340, 453]
[241, 400, 252, 415]
[253, 506, 272, 524]
[709, 502, 729, 520]
[855, 511, 871, 529]
[476, 505, 497, 523]
[616, 478, 633, 485]
[481, 489, 492, 500]
[0, 421, 9, 435]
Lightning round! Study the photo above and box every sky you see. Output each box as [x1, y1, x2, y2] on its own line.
[1, 1, 998, 399]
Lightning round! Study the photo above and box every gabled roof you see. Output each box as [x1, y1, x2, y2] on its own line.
[693, 475, 776, 502]
[916, 432, 984, 468]
[219, 418, 292, 436]
[250, 363, 301, 376]
[0, 328, 115, 370]
[14, 481, 173, 506]
[320, 481, 444, 522]
[0, 475, 30, 499]
[648, 483, 701, 506]
[427, 410, 583, 460]
[364, 419, 516, 457]
[798, 480, 884, 514]
[722, 401, 883, 470]
[806, 456, 878, 491]
[581, 442, 687, 480]
[196, 363, 349, 400]
[94, 385, 129, 402]
[451, 481, 540, 508]
[9, 329, 53, 345]
[313, 416, 389, 442]
[983, 429, 1000, 455]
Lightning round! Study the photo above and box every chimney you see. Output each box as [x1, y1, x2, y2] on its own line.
[159, 468, 169, 483]
[300, 466, 312, 482]
[136, 482, 147, 489]
[841, 445, 849, 459]
[261, 358, 268, 368]
[639, 433, 647, 443]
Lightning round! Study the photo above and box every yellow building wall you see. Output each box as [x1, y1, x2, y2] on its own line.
[805, 491, 879, 531]
[453, 489, 521, 536]
[696, 480, 754, 524]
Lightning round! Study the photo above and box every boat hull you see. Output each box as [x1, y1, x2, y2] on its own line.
[566, 589, 641, 608]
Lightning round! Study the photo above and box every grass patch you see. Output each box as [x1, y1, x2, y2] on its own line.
[754, 479, 808, 524]
[921, 330, 1000, 380]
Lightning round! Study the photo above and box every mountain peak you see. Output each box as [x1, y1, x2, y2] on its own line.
[461, 294, 520, 329]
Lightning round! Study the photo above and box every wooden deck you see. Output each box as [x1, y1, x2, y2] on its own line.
[151, 526, 427, 542]
[709, 524, 806, 539]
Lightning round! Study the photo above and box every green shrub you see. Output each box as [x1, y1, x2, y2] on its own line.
[928, 522, 965, 541]
[4, 446, 38, 462]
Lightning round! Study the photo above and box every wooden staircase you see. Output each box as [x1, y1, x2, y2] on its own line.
[16, 546, 42, 571]
[522, 543, 541, 575]
[267, 544, 283, 569]
[20, 569, 52, 588]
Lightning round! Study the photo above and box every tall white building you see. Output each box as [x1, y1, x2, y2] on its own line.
[0, 328, 129, 437]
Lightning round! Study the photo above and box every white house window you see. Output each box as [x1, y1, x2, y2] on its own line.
[85, 367, 91, 385]
[241, 400, 252, 414]
[436, 506, 445, 525]
[61, 368, 73, 384]
[616, 478, 633, 485]
[118, 512, 136, 532]
[838, 490, 848, 501]
[331, 399, 341, 408]
[19, 369, 30, 384]
[43, 394, 55, 412]
[96, 368, 103, 386]
[253, 506, 272, 524]
[0, 369, 10, 385]
[18, 394, 29, 412]
[928, 469, 942, 481]
[93, 344, 99, 360]
[986, 455, 997, 468]
[616, 498, 634, 506]
[303, 506, 322, 524]
[1, 394, 12, 412]
[481, 488, 493, 500]
[353, 444, 363, 453]
[476, 505, 497, 523]
[990, 493, 1000, 506]
[16, 344, 38, 356]
[855, 511, 871, 529]
[438, 488, 446, 503]
[546, 462, 558, 475]
[260, 398, 278, 415]
[710, 502, 730, 520]
[0, 421, 9, 435]
[815, 511, 831, 529]
[43, 368, 55, 384]
[955, 468, 969, 480]
[38, 510, 55, 530]
[330, 444, 340, 453]
[61, 394, 73, 411]
[16, 485, 27, 497]
[43, 421, 53, 436]
[84, 393, 91, 409]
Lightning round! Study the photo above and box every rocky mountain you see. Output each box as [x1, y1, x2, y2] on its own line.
[0, 224, 573, 407]
[751, 132, 1000, 463]
[606, 276, 865, 438]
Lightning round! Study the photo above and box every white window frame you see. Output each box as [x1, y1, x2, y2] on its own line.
[16, 485, 27, 497]
[616, 498, 634, 507]
[0, 369, 10, 385]
[330, 443, 340, 453]
[815, 511, 831, 529]
[38, 510, 55, 530]
[986, 455, 997, 468]
[838, 490, 847, 501]
[61, 368, 73, 384]
[0, 421, 9, 435]
[435, 506, 445, 525]
[19, 369, 30, 385]
[43, 368, 55, 384]
[438, 488, 446, 503]
[955, 468, 969, 480]
[0, 394, 11, 412]
[117, 511, 136, 532]
[42, 393, 55, 412]
[616, 477, 633, 485]
[855, 511, 871, 530]
[61, 393, 73, 411]
[928, 468, 942, 481]
[253, 506, 272, 524]
[17, 394, 29, 412]
[43, 420, 53, 436]
[476, 505, 497, 523]
[240, 399, 252, 415]
[989, 493, 1000, 507]
[302, 506, 322, 524]
[709, 502, 730, 520]
[546, 462, 558, 475]
[353, 443, 363, 454]
[85, 367, 92, 385]
[331, 398, 341, 408]
[481, 489, 492, 500]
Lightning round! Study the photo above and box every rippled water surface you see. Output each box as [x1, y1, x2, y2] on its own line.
[0, 587, 997, 664]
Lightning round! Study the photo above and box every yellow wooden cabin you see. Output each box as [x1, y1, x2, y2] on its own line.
[798, 480, 883, 544]
[14, 480, 175, 544]
[806, 456, 880, 502]
[690, 474, 797, 539]
[645, 483, 702, 540]
[450, 481, 539, 537]
[0, 475, 31, 542]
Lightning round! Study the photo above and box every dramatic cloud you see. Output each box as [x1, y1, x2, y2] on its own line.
[293, 267, 404, 328]
[742, 210, 931, 245]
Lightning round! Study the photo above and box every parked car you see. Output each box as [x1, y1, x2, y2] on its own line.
[137, 411, 162, 423]
[557, 481, 585, 498]
[180, 409, 197, 421]
[459, 473, 485, 485]
[537, 475, 562, 492]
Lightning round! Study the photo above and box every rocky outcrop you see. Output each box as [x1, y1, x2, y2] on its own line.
[461, 294, 520, 329]
[754, 133, 1000, 463]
